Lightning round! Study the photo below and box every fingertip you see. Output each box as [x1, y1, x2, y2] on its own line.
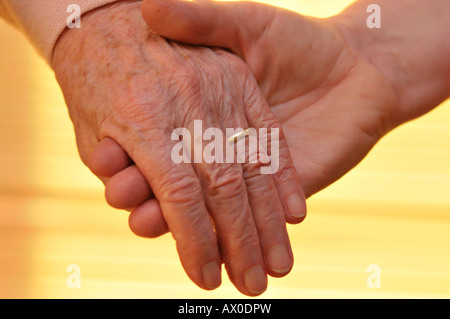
[285, 193, 307, 224]
[272, 158, 307, 224]
[201, 261, 222, 290]
[285, 213, 307, 225]
[266, 243, 294, 278]
[243, 265, 268, 296]
[141, 0, 168, 31]
[141, 0, 193, 36]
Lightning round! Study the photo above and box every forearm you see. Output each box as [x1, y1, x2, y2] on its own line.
[332, 0, 450, 125]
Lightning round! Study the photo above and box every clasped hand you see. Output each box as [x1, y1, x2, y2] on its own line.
[53, 0, 403, 296]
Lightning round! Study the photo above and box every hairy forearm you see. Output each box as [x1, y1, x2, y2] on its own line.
[332, 0, 450, 125]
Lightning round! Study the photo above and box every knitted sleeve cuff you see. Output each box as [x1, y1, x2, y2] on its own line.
[0, 0, 123, 65]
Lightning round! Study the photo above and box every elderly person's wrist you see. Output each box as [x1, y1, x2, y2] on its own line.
[53, 0, 144, 69]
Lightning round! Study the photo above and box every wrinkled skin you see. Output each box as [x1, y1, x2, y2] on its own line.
[52, 1, 307, 296]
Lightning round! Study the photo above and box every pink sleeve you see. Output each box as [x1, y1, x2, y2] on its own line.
[0, 0, 122, 65]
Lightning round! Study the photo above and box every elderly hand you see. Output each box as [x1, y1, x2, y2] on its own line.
[52, 0, 306, 296]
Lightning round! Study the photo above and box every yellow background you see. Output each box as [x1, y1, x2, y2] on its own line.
[1, 0, 449, 298]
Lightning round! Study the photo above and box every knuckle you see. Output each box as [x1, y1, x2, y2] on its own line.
[222, 229, 260, 260]
[236, 230, 258, 251]
[260, 116, 282, 131]
[159, 172, 203, 204]
[242, 146, 272, 178]
[242, 162, 264, 180]
[259, 206, 284, 229]
[244, 173, 274, 197]
[205, 164, 245, 200]
[258, 119, 283, 149]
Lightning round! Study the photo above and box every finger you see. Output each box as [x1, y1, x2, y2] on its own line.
[236, 131, 295, 278]
[105, 165, 153, 210]
[141, 0, 271, 57]
[113, 122, 223, 292]
[184, 117, 268, 296]
[214, 68, 294, 277]
[243, 74, 307, 224]
[88, 137, 133, 177]
[128, 198, 169, 238]
[199, 162, 268, 295]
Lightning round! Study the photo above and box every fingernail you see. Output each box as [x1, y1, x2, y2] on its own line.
[287, 193, 306, 218]
[202, 261, 221, 290]
[267, 244, 292, 274]
[244, 265, 267, 295]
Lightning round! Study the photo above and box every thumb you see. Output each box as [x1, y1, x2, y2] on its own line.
[141, 0, 271, 58]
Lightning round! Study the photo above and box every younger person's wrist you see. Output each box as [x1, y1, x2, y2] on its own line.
[330, 0, 450, 126]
